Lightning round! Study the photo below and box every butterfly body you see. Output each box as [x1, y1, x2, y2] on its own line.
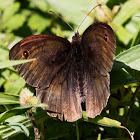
[9, 22, 116, 122]
[71, 33, 83, 62]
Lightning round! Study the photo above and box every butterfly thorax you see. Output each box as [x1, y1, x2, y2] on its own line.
[72, 33, 83, 62]
[71, 33, 85, 100]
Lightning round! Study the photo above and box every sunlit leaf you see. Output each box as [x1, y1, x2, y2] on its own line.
[28, 13, 51, 33]
[82, 111, 122, 128]
[3, 14, 26, 31]
[0, 93, 19, 104]
[115, 44, 140, 71]
[0, 104, 46, 123]
[0, 59, 35, 69]
[2, 2, 20, 22]
[113, 0, 140, 26]
[0, 45, 9, 61]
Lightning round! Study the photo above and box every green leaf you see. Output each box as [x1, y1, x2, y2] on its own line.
[4, 73, 25, 95]
[83, 112, 134, 139]
[0, 106, 32, 123]
[2, 2, 20, 22]
[0, 33, 16, 46]
[111, 66, 136, 89]
[82, 111, 122, 128]
[113, 0, 140, 26]
[0, 104, 46, 123]
[115, 44, 140, 71]
[28, 13, 51, 33]
[0, 93, 19, 105]
[110, 45, 140, 88]
[47, 0, 93, 30]
[3, 14, 26, 31]
[0, 0, 14, 10]
[29, 0, 50, 12]
[0, 69, 10, 88]
[0, 109, 47, 139]
[0, 115, 30, 139]
[0, 75, 6, 88]
[111, 45, 140, 88]
[5, 122, 30, 136]
[0, 45, 9, 61]
[8, 36, 22, 50]
[115, 25, 132, 45]
[0, 59, 36, 69]
[125, 68, 140, 81]
[125, 12, 140, 37]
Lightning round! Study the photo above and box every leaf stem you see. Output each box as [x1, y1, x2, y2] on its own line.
[76, 121, 80, 140]
[121, 126, 134, 140]
[125, 83, 140, 125]
[28, 110, 39, 140]
[130, 26, 140, 48]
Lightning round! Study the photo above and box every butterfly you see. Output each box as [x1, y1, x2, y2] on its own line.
[9, 22, 116, 122]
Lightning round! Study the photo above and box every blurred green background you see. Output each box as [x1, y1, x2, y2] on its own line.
[0, 0, 140, 140]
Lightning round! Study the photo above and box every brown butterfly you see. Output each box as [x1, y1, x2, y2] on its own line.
[9, 22, 116, 122]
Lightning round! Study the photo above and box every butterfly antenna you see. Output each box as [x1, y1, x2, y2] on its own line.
[77, 4, 101, 33]
[48, 11, 76, 33]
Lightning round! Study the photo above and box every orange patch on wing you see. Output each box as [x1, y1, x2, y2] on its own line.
[20, 38, 43, 46]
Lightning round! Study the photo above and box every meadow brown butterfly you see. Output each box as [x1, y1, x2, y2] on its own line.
[9, 21, 116, 122]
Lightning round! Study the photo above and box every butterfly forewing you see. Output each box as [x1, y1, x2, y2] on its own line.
[9, 35, 71, 89]
[82, 22, 116, 76]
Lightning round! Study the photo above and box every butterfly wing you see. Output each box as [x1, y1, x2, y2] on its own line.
[9, 34, 82, 121]
[81, 22, 116, 118]
[36, 60, 82, 122]
[9, 35, 71, 89]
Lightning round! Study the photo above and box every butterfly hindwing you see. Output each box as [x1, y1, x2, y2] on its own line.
[36, 59, 82, 122]
[83, 58, 110, 118]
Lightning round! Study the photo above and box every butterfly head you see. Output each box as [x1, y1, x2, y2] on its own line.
[72, 32, 81, 44]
